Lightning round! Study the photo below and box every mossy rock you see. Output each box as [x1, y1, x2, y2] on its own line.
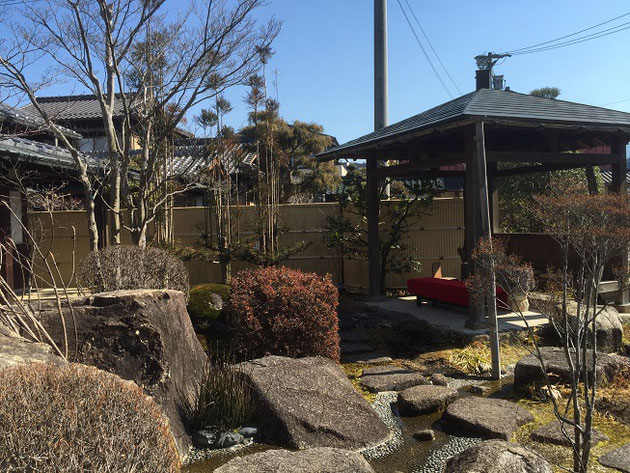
[187, 283, 230, 320]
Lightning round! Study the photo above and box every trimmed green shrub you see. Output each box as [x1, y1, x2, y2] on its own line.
[77, 245, 190, 299]
[187, 283, 231, 320]
[0, 362, 180, 473]
[226, 266, 340, 361]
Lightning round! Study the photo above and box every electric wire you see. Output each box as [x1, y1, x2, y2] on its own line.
[509, 20, 630, 55]
[506, 10, 630, 54]
[402, 0, 461, 94]
[396, 0, 453, 98]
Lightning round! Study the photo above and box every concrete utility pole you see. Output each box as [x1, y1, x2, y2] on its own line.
[374, 0, 388, 130]
[367, 0, 388, 296]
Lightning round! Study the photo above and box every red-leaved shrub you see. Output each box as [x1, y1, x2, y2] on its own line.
[226, 267, 340, 361]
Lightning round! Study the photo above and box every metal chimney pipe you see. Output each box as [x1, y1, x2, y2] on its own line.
[374, 0, 388, 130]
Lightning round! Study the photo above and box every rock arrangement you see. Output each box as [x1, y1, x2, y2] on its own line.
[397, 384, 458, 416]
[360, 365, 429, 392]
[214, 447, 377, 473]
[38, 289, 208, 458]
[514, 346, 627, 389]
[443, 396, 534, 440]
[442, 440, 553, 473]
[598, 443, 630, 473]
[531, 421, 609, 447]
[238, 355, 392, 450]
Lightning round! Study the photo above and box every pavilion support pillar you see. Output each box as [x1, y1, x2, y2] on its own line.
[470, 121, 501, 379]
[488, 162, 500, 233]
[586, 165, 598, 195]
[367, 159, 381, 297]
[612, 137, 630, 309]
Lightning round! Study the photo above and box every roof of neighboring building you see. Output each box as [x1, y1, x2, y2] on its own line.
[173, 142, 257, 177]
[0, 102, 81, 139]
[318, 88, 630, 159]
[0, 136, 95, 171]
[21, 94, 126, 121]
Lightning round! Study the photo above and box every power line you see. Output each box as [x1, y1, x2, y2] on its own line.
[508, 12, 630, 56]
[402, 0, 461, 95]
[506, 10, 630, 54]
[395, 0, 453, 99]
[603, 98, 630, 106]
[510, 20, 630, 55]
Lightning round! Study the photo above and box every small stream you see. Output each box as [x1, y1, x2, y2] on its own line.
[183, 375, 513, 473]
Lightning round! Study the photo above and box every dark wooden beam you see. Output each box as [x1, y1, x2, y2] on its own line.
[487, 151, 619, 165]
[493, 163, 587, 178]
[370, 153, 467, 178]
[366, 159, 381, 297]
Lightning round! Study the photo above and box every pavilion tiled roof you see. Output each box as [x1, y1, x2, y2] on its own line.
[0, 102, 81, 139]
[318, 88, 630, 159]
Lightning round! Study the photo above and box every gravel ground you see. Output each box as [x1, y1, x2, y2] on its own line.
[361, 391, 405, 460]
[184, 438, 254, 465]
[413, 436, 482, 473]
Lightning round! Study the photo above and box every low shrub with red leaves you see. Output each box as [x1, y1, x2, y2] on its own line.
[226, 267, 340, 361]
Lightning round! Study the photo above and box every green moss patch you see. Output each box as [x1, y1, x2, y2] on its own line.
[341, 363, 376, 403]
[187, 283, 230, 320]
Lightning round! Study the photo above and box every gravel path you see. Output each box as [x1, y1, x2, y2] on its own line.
[413, 436, 482, 473]
[361, 391, 404, 460]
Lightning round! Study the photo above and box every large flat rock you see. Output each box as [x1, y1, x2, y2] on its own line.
[238, 355, 392, 450]
[39, 289, 208, 458]
[443, 396, 534, 440]
[531, 421, 608, 447]
[397, 384, 458, 416]
[360, 365, 429, 392]
[599, 443, 630, 473]
[214, 447, 376, 473]
[444, 440, 552, 473]
[513, 346, 627, 389]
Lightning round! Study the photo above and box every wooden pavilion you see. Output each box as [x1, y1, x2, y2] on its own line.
[318, 87, 630, 328]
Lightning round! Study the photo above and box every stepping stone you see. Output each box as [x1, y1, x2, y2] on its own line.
[360, 365, 429, 393]
[599, 443, 630, 473]
[397, 384, 458, 416]
[444, 440, 552, 473]
[531, 421, 608, 447]
[430, 373, 450, 387]
[443, 396, 534, 440]
[339, 330, 368, 343]
[342, 352, 392, 364]
[340, 341, 373, 355]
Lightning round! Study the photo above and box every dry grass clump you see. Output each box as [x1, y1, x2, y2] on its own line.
[449, 334, 532, 375]
[0, 363, 180, 473]
[77, 245, 189, 298]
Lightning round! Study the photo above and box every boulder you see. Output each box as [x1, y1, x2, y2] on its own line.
[238, 355, 391, 450]
[599, 443, 630, 473]
[214, 447, 376, 473]
[360, 365, 429, 392]
[0, 330, 65, 371]
[38, 290, 208, 458]
[513, 346, 628, 389]
[443, 396, 534, 440]
[531, 421, 608, 447]
[397, 384, 458, 416]
[430, 373, 449, 387]
[443, 440, 552, 473]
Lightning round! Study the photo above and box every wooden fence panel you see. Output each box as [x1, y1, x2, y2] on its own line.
[28, 197, 464, 291]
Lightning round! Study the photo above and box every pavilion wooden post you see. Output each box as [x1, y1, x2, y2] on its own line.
[612, 136, 629, 308]
[367, 158, 381, 296]
[465, 127, 485, 329]
[474, 121, 501, 379]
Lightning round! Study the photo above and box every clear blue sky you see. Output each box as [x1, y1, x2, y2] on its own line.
[8, 0, 630, 144]
[220, 0, 630, 144]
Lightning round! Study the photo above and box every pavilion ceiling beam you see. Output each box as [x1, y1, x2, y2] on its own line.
[484, 118, 630, 135]
[370, 153, 468, 178]
[493, 163, 587, 177]
[486, 151, 619, 165]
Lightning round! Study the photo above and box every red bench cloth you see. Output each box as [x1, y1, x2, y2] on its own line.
[407, 277, 508, 308]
